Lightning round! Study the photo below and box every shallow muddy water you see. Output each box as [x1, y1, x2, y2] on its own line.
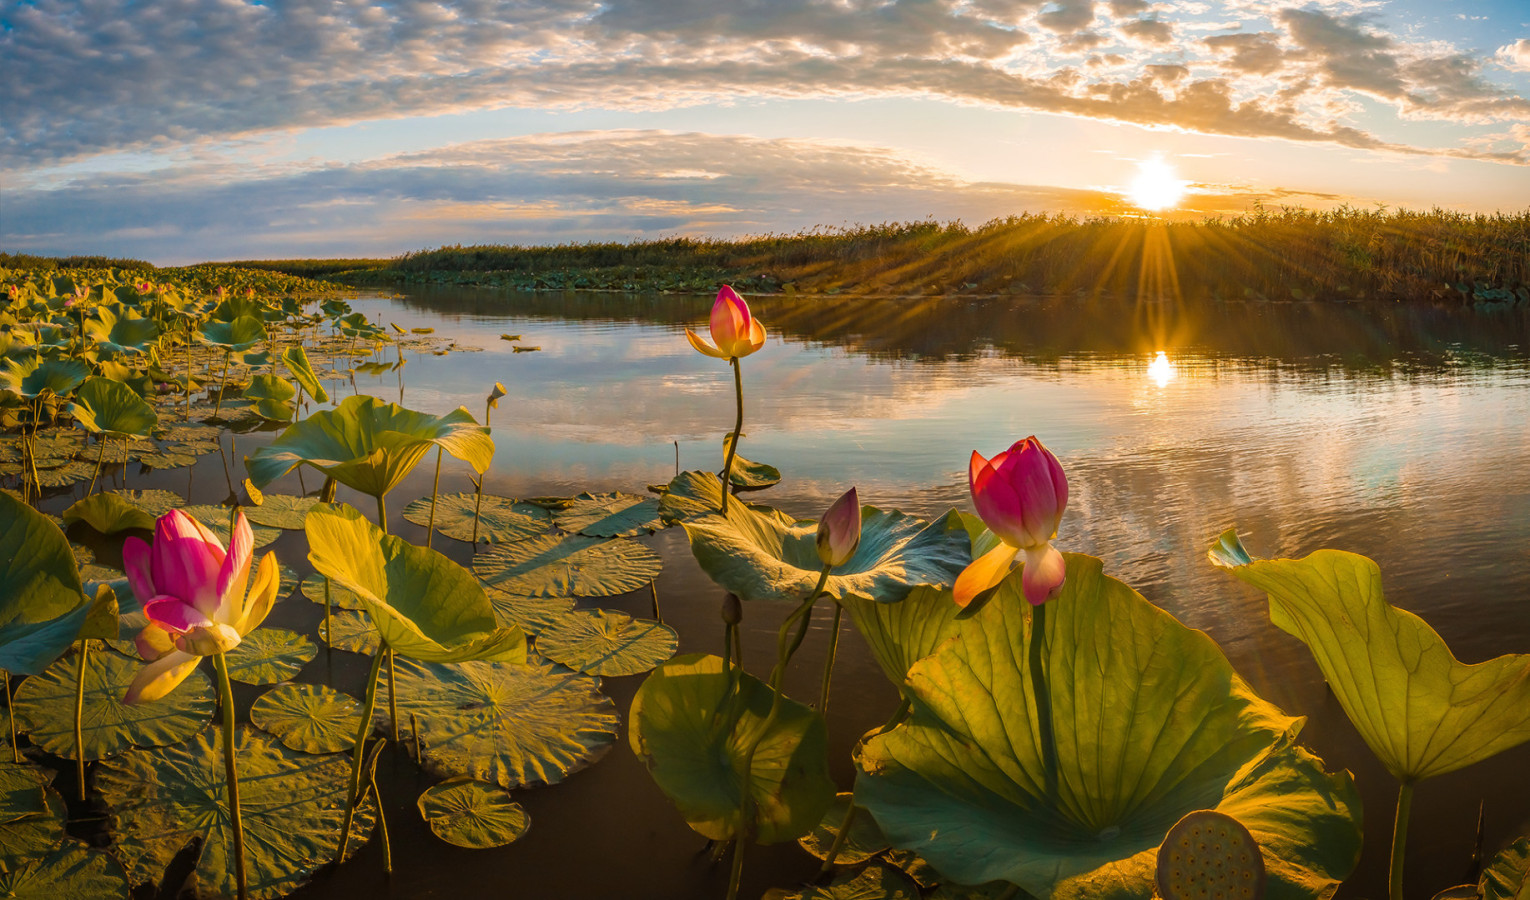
[72, 287, 1530, 899]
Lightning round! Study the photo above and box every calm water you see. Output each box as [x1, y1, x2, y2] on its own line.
[106, 288, 1530, 899]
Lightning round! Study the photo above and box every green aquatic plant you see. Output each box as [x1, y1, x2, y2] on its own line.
[69, 375, 158, 494]
[686, 286, 766, 514]
[1209, 530, 1530, 900]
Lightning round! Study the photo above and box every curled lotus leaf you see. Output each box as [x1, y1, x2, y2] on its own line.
[14, 648, 215, 760]
[629, 653, 834, 844]
[244, 394, 493, 499]
[534, 608, 678, 677]
[98, 725, 374, 900]
[105, 489, 185, 518]
[242, 374, 297, 422]
[472, 534, 661, 599]
[682, 493, 969, 605]
[197, 315, 268, 351]
[62, 492, 154, 534]
[0, 491, 85, 629]
[417, 778, 530, 849]
[401, 493, 551, 544]
[69, 376, 158, 437]
[553, 491, 664, 538]
[721, 435, 782, 492]
[280, 345, 328, 403]
[0, 356, 90, 399]
[386, 656, 619, 790]
[853, 553, 1362, 900]
[84, 303, 160, 356]
[0, 844, 132, 899]
[305, 503, 526, 663]
[797, 793, 890, 866]
[1480, 837, 1530, 900]
[1210, 530, 1530, 782]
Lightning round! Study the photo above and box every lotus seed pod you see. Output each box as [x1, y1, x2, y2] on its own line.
[1156, 809, 1266, 900]
[721, 593, 742, 625]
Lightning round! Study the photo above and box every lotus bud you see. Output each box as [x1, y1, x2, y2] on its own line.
[816, 487, 862, 568]
[488, 382, 507, 410]
[686, 286, 766, 360]
[721, 593, 742, 625]
[954, 436, 1070, 607]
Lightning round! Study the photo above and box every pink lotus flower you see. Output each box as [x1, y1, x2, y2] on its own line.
[816, 487, 862, 567]
[686, 286, 766, 359]
[121, 509, 279, 704]
[953, 436, 1068, 607]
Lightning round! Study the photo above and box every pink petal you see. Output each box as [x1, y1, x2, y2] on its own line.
[122, 649, 200, 705]
[710, 286, 750, 349]
[953, 544, 1019, 608]
[214, 509, 254, 625]
[121, 536, 156, 604]
[1021, 544, 1067, 606]
[151, 510, 223, 605]
[144, 596, 214, 634]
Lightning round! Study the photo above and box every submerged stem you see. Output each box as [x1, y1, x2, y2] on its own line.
[211, 652, 248, 900]
[88, 433, 107, 496]
[338, 650, 386, 860]
[73, 640, 89, 799]
[719, 357, 744, 515]
[1028, 601, 1058, 802]
[1389, 780, 1414, 900]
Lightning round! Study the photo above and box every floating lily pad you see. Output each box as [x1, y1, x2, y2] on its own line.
[797, 793, 889, 866]
[224, 629, 316, 685]
[0, 761, 48, 825]
[300, 572, 367, 611]
[682, 495, 968, 606]
[62, 493, 154, 534]
[157, 424, 221, 443]
[30, 462, 95, 488]
[13, 648, 215, 760]
[243, 494, 319, 530]
[417, 778, 530, 849]
[401, 493, 551, 544]
[0, 843, 131, 898]
[387, 656, 619, 790]
[487, 590, 577, 635]
[535, 609, 677, 677]
[99, 726, 373, 900]
[629, 653, 834, 844]
[1481, 838, 1530, 900]
[0, 781, 67, 870]
[853, 553, 1362, 900]
[177, 505, 283, 550]
[762, 864, 920, 900]
[554, 492, 663, 538]
[728, 453, 782, 492]
[106, 489, 186, 518]
[472, 534, 661, 598]
[318, 610, 381, 655]
[250, 683, 363, 754]
[137, 448, 199, 470]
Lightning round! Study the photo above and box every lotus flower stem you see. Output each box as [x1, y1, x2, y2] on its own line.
[360, 739, 392, 876]
[426, 448, 442, 549]
[719, 358, 744, 514]
[818, 604, 844, 716]
[73, 641, 88, 798]
[376, 494, 388, 535]
[726, 834, 746, 900]
[4, 670, 18, 763]
[1389, 781, 1413, 900]
[470, 475, 485, 545]
[211, 652, 248, 900]
[339, 650, 386, 860]
[649, 579, 662, 623]
[1028, 601, 1059, 802]
[88, 434, 108, 495]
[212, 348, 232, 420]
[818, 803, 859, 874]
[387, 649, 398, 744]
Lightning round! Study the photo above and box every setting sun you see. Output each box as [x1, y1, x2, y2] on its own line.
[1126, 157, 1189, 211]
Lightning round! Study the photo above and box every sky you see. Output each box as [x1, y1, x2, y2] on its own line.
[1, 0, 1528, 264]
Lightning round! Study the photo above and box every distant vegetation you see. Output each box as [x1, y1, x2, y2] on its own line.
[297, 207, 1528, 307]
[220, 258, 393, 279]
[0, 252, 156, 273]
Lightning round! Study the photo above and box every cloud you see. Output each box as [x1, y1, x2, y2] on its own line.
[1498, 39, 1530, 73]
[1, 0, 1527, 170]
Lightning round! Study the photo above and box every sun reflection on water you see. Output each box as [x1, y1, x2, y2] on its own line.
[1147, 350, 1176, 387]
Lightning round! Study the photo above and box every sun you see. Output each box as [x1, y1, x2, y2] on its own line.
[1126, 157, 1189, 211]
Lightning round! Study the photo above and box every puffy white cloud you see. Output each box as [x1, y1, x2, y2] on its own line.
[1497, 39, 1530, 73]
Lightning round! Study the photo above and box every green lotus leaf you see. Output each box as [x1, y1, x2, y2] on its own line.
[136, 447, 199, 470]
[487, 590, 577, 635]
[105, 488, 185, 517]
[0, 781, 66, 870]
[629, 653, 835, 844]
[99, 726, 374, 900]
[249, 683, 363, 754]
[0, 843, 131, 899]
[1209, 529, 1530, 782]
[417, 778, 530, 849]
[242, 374, 296, 422]
[1481, 838, 1530, 900]
[553, 491, 664, 538]
[300, 572, 367, 610]
[281, 345, 328, 403]
[84, 303, 160, 356]
[317, 609, 381, 655]
[841, 583, 963, 695]
[386, 656, 618, 789]
[244, 493, 319, 530]
[534, 608, 678, 677]
[797, 793, 890, 866]
[30, 460, 95, 488]
[14, 648, 215, 760]
[197, 315, 268, 351]
[0, 491, 85, 629]
[471, 534, 662, 598]
[224, 628, 316, 685]
[245, 394, 493, 499]
[401, 493, 551, 544]
[657, 470, 749, 524]
[762, 864, 920, 900]
[0, 356, 90, 399]
[0, 602, 95, 675]
[853, 554, 1362, 900]
[682, 497, 968, 605]
[70, 376, 158, 437]
[305, 503, 526, 663]
[62, 492, 155, 534]
[0, 761, 48, 825]
[722, 435, 782, 492]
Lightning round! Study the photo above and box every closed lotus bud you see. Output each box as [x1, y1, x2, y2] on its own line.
[816, 487, 862, 568]
[686, 286, 766, 360]
[721, 593, 742, 625]
[954, 436, 1070, 608]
